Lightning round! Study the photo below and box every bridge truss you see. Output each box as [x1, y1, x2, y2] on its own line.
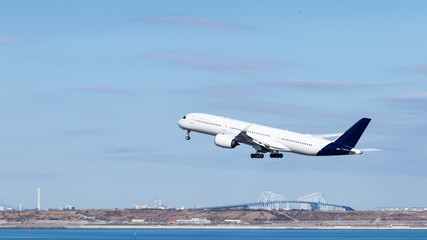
[200, 191, 354, 211]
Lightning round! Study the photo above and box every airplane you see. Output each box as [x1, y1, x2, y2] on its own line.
[177, 113, 372, 158]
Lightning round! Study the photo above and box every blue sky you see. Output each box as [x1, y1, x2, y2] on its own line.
[1, 0, 426, 210]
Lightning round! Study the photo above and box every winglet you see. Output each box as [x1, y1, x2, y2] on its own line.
[234, 124, 252, 142]
[241, 124, 252, 133]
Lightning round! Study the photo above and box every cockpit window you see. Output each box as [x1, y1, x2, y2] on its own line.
[183, 116, 186, 119]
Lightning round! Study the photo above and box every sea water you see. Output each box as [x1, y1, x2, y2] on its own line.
[0, 229, 426, 240]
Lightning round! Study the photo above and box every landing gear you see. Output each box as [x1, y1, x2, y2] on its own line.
[251, 152, 282, 158]
[185, 130, 191, 140]
[250, 153, 264, 158]
[270, 152, 283, 158]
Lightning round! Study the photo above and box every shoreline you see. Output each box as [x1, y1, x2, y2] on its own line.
[1, 209, 427, 230]
[1, 224, 427, 230]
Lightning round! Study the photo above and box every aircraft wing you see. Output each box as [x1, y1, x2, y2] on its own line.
[310, 133, 343, 139]
[234, 125, 290, 152]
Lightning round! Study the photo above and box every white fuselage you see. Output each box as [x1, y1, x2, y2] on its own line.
[178, 113, 352, 156]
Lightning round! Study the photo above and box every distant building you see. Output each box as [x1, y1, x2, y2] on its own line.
[300, 203, 309, 210]
[131, 219, 145, 224]
[224, 219, 242, 224]
[176, 218, 211, 225]
[65, 205, 75, 210]
[375, 207, 427, 211]
[0, 206, 4, 211]
[134, 204, 148, 209]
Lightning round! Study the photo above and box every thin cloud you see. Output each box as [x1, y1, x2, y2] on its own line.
[209, 101, 311, 117]
[389, 92, 427, 100]
[65, 87, 137, 95]
[112, 145, 142, 154]
[145, 16, 241, 31]
[407, 64, 427, 74]
[0, 34, 20, 43]
[186, 80, 403, 99]
[385, 92, 427, 113]
[63, 128, 111, 136]
[0, 172, 57, 181]
[144, 52, 290, 73]
[266, 79, 357, 90]
[187, 83, 265, 98]
[266, 79, 404, 91]
[20, 55, 67, 60]
[207, 101, 366, 129]
[108, 145, 149, 160]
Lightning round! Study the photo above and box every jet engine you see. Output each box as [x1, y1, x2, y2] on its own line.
[214, 134, 239, 148]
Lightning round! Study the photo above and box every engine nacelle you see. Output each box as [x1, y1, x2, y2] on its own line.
[214, 134, 239, 148]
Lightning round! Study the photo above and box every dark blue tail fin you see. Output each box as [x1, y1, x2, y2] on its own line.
[334, 118, 371, 148]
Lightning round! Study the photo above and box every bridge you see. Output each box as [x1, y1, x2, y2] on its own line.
[199, 191, 354, 211]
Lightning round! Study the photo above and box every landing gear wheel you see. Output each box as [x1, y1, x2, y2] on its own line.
[251, 153, 264, 158]
[270, 152, 284, 158]
[185, 130, 191, 140]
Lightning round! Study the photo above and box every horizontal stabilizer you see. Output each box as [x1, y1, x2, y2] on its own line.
[359, 148, 382, 152]
[334, 118, 371, 148]
[311, 133, 343, 139]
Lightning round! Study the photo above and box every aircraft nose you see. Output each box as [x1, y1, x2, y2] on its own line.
[177, 118, 184, 129]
